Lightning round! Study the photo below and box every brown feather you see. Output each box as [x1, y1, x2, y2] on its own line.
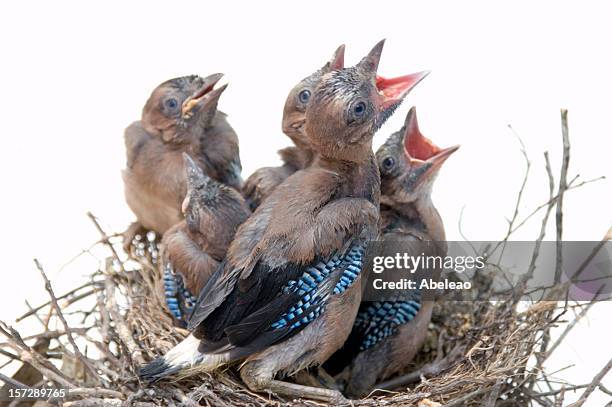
[123, 76, 242, 235]
[242, 46, 344, 209]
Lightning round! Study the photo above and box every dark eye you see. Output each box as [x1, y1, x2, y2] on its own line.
[382, 156, 395, 171]
[165, 98, 179, 111]
[353, 101, 366, 117]
[298, 89, 311, 104]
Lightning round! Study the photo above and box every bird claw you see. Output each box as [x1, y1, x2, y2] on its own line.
[122, 222, 159, 263]
[122, 222, 147, 254]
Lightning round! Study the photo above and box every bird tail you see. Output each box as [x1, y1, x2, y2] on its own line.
[138, 334, 227, 382]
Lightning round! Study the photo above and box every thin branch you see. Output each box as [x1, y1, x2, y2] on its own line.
[497, 125, 531, 262]
[375, 345, 465, 391]
[62, 387, 125, 400]
[0, 372, 33, 390]
[457, 205, 478, 255]
[34, 259, 100, 382]
[87, 212, 125, 272]
[535, 383, 589, 397]
[567, 358, 612, 407]
[443, 386, 493, 407]
[16, 280, 99, 322]
[0, 322, 76, 388]
[572, 226, 612, 282]
[62, 399, 156, 407]
[516, 151, 556, 299]
[104, 278, 144, 365]
[0, 348, 21, 363]
[483, 379, 503, 406]
[503, 175, 603, 239]
[555, 108, 571, 284]
[599, 383, 612, 397]
[544, 291, 603, 363]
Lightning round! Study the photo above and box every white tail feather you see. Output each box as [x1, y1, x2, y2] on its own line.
[139, 334, 228, 381]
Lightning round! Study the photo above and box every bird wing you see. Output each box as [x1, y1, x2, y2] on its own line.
[351, 295, 422, 352]
[217, 155, 243, 190]
[189, 243, 366, 359]
[124, 121, 150, 169]
[198, 119, 243, 190]
[187, 201, 277, 330]
[325, 233, 443, 373]
[242, 165, 294, 210]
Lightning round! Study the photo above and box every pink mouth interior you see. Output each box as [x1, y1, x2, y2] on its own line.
[192, 82, 216, 100]
[376, 73, 426, 102]
[182, 78, 221, 115]
[402, 108, 442, 161]
[405, 132, 442, 161]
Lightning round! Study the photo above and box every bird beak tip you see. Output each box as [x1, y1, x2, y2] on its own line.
[181, 74, 226, 116]
[376, 70, 430, 108]
[430, 145, 461, 166]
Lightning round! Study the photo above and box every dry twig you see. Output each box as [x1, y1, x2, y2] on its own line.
[0, 110, 605, 406]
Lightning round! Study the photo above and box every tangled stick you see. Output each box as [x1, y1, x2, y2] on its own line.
[0, 110, 610, 406]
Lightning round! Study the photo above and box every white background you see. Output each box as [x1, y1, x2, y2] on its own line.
[0, 1, 610, 404]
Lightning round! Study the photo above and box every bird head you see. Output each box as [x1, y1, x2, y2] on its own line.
[304, 40, 429, 163]
[282, 44, 345, 150]
[377, 106, 459, 204]
[181, 153, 218, 235]
[181, 153, 249, 237]
[142, 73, 227, 143]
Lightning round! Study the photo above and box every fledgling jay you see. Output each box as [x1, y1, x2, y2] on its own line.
[242, 45, 345, 210]
[122, 74, 242, 249]
[139, 40, 426, 403]
[325, 107, 459, 397]
[161, 153, 250, 327]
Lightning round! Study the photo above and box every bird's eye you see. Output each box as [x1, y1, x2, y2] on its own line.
[347, 100, 369, 124]
[298, 89, 311, 104]
[382, 156, 395, 171]
[353, 101, 366, 117]
[165, 98, 179, 111]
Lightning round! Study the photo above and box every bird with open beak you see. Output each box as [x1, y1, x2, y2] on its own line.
[242, 44, 345, 210]
[160, 153, 250, 327]
[122, 74, 242, 250]
[138, 40, 426, 403]
[242, 46, 430, 211]
[325, 106, 459, 397]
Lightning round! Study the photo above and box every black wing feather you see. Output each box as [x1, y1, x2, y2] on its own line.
[192, 259, 308, 345]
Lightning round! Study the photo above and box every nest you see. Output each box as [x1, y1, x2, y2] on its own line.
[1, 110, 610, 406]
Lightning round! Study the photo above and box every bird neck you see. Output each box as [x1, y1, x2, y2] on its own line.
[381, 195, 445, 241]
[313, 155, 354, 172]
[308, 130, 374, 164]
[313, 142, 374, 169]
[314, 153, 380, 205]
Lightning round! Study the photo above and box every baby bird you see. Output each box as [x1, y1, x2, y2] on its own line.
[122, 74, 241, 249]
[161, 153, 250, 327]
[326, 107, 459, 397]
[139, 40, 424, 403]
[242, 45, 345, 209]
[243, 47, 430, 211]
